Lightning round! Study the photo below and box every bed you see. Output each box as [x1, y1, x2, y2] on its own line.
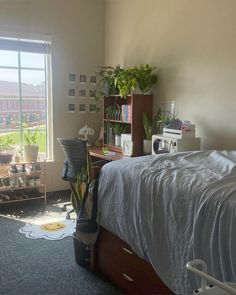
[92, 150, 236, 295]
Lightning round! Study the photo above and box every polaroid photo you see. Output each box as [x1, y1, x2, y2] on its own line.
[79, 89, 87, 99]
[79, 74, 87, 84]
[68, 103, 76, 112]
[68, 88, 76, 97]
[68, 73, 76, 82]
[89, 89, 96, 99]
[90, 75, 97, 85]
[79, 104, 86, 113]
[89, 104, 97, 113]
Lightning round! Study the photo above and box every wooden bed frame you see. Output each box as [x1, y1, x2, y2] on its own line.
[90, 227, 172, 294]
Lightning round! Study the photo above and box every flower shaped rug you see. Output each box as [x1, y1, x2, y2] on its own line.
[19, 219, 76, 240]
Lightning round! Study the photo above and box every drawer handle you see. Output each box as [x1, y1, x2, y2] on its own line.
[122, 247, 133, 255]
[122, 273, 135, 282]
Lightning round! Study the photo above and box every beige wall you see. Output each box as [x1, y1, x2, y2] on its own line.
[0, 0, 105, 191]
[105, 0, 236, 150]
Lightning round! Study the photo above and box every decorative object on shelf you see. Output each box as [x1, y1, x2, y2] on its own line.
[19, 219, 76, 240]
[23, 129, 39, 162]
[122, 140, 133, 156]
[0, 135, 15, 164]
[78, 125, 95, 143]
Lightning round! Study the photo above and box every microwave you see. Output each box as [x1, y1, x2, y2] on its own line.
[152, 134, 201, 155]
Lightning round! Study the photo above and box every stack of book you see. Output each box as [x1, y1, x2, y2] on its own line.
[121, 105, 132, 123]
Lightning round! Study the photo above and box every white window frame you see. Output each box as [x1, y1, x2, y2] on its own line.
[0, 34, 53, 161]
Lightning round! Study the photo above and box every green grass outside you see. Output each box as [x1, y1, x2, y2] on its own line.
[0, 129, 46, 153]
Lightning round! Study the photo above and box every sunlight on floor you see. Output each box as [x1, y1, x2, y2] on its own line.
[0, 199, 76, 225]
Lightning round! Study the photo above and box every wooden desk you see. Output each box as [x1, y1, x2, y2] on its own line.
[89, 146, 124, 162]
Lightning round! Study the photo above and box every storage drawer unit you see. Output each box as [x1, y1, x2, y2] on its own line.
[95, 227, 172, 295]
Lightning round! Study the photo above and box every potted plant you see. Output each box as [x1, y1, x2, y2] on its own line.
[95, 65, 123, 105]
[142, 109, 161, 154]
[57, 138, 96, 267]
[113, 124, 127, 146]
[132, 64, 158, 93]
[0, 135, 15, 164]
[115, 67, 137, 97]
[23, 129, 39, 162]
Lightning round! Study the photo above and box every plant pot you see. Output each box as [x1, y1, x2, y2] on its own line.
[115, 134, 121, 146]
[72, 232, 90, 267]
[24, 145, 39, 162]
[0, 152, 13, 164]
[143, 139, 152, 155]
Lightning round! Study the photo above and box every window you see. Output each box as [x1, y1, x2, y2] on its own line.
[0, 36, 52, 160]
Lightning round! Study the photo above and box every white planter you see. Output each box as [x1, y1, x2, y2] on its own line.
[143, 139, 152, 155]
[115, 135, 121, 146]
[24, 145, 39, 162]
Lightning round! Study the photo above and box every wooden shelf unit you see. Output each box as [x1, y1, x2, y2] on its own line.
[0, 160, 46, 205]
[103, 93, 153, 156]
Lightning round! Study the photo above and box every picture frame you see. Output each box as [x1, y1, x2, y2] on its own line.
[79, 74, 87, 83]
[89, 104, 96, 113]
[79, 104, 86, 113]
[89, 89, 96, 99]
[90, 75, 97, 84]
[68, 88, 76, 97]
[68, 73, 76, 82]
[68, 103, 76, 112]
[79, 89, 87, 99]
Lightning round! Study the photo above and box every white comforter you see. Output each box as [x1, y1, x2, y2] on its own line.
[97, 150, 236, 294]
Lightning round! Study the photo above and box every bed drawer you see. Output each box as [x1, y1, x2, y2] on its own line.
[96, 228, 172, 294]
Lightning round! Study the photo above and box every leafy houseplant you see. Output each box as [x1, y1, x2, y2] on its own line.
[113, 123, 127, 146]
[23, 129, 39, 162]
[95, 65, 123, 105]
[115, 67, 137, 98]
[0, 135, 15, 164]
[142, 110, 161, 154]
[96, 63, 158, 100]
[133, 64, 158, 93]
[115, 64, 158, 97]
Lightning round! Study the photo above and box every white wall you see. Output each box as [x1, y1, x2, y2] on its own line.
[105, 0, 236, 150]
[0, 0, 105, 191]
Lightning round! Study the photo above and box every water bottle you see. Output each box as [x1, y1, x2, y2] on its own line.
[19, 164, 27, 188]
[9, 165, 19, 188]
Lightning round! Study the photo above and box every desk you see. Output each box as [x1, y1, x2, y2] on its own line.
[89, 146, 124, 162]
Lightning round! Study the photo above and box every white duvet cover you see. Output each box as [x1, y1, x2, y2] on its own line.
[98, 150, 236, 294]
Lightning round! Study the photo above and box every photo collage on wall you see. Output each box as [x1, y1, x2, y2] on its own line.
[67, 72, 97, 113]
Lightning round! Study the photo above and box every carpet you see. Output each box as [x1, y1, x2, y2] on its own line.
[0, 200, 121, 295]
[19, 219, 76, 240]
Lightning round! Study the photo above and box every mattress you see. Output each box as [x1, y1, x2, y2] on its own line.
[97, 150, 236, 295]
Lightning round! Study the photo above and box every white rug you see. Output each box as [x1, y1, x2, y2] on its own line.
[19, 219, 76, 240]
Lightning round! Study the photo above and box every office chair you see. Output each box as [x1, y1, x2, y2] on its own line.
[57, 138, 98, 234]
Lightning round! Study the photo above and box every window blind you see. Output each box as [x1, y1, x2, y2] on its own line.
[0, 38, 51, 54]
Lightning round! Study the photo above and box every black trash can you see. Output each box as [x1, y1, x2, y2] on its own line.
[72, 233, 90, 267]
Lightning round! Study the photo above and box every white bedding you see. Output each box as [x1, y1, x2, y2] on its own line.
[97, 150, 236, 294]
